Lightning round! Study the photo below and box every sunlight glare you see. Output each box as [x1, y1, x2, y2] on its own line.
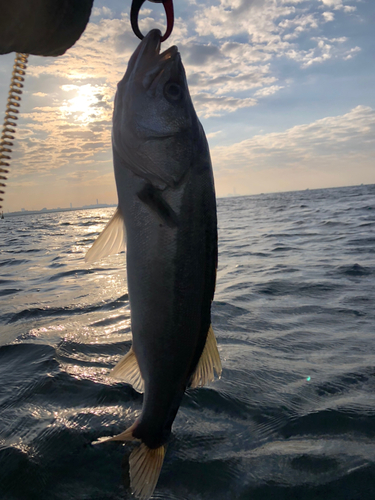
[60, 84, 110, 125]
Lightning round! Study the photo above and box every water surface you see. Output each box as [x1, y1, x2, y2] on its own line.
[1, 184, 375, 499]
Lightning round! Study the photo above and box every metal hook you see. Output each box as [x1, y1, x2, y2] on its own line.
[130, 0, 174, 42]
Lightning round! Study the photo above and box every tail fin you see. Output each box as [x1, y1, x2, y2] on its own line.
[129, 443, 166, 500]
[92, 424, 165, 498]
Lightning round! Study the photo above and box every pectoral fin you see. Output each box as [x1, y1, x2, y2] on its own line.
[190, 325, 222, 389]
[85, 207, 126, 263]
[137, 183, 178, 228]
[110, 346, 145, 393]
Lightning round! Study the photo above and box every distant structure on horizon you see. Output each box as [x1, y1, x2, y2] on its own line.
[7, 202, 117, 217]
[226, 187, 238, 198]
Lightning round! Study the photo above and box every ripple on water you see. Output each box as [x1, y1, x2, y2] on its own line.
[1, 187, 375, 499]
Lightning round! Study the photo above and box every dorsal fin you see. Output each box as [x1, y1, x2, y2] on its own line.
[85, 206, 126, 263]
[190, 325, 222, 389]
[110, 346, 145, 393]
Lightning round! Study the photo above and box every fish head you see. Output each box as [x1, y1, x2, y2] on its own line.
[113, 29, 202, 189]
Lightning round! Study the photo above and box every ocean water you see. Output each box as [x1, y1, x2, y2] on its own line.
[1, 183, 375, 500]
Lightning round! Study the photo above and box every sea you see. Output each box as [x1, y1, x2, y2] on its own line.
[1, 183, 375, 500]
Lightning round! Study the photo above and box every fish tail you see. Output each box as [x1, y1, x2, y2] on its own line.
[129, 442, 166, 500]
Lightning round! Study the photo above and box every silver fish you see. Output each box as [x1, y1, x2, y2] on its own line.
[86, 29, 221, 499]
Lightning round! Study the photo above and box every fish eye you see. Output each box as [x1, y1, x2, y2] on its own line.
[164, 82, 183, 102]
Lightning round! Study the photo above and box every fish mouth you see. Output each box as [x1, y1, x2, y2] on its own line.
[140, 29, 178, 62]
[134, 29, 180, 90]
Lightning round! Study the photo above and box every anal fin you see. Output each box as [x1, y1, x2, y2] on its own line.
[130, 443, 166, 500]
[85, 206, 126, 263]
[111, 346, 145, 393]
[190, 325, 222, 389]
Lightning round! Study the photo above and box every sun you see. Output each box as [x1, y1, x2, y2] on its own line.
[60, 84, 111, 125]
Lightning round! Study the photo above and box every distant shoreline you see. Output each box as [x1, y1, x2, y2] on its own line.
[3, 183, 374, 218]
[3, 204, 117, 218]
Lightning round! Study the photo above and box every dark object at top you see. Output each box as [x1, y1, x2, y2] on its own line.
[131, 0, 174, 42]
[0, 0, 94, 56]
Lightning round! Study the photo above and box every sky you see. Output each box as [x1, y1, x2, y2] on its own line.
[0, 0, 374, 212]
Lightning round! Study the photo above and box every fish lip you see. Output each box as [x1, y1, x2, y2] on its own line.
[140, 29, 178, 59]
[159, 45, 179, 60]
[135, 30, 180, 89]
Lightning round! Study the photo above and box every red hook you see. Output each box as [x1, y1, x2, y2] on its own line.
[130, 0, 174, 43]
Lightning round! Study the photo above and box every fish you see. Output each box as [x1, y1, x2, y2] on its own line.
[86, 28, 221, 499]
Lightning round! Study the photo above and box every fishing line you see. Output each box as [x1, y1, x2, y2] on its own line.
[0, 52, 29, 210]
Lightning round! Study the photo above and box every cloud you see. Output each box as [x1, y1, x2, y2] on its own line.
[182, 43, 222, 66]
[10, 18, 124, 178]
[318, 0, 356, 11]
[63, 170, 98, 182]
[206, 130, 223, 139]
[192, 93, 257, 118]
[211, 105, 375, 196]
[11, 103, 112, 177]
[211, 106, 375, 173]
[193, 0, 360, 67]
[285, 36, 360, 67]
[3, 0, 367, 211]
[15, 9, 283, 173]
[254, 85, 284, 97]
[189, 67, 276, 94]
[91, 6, 114, 18]
[322, 11, 335, 21]
[20, 0, 362, 144]
[279, 13, 319, 40]
[13, 13, 201, 181]
[27, 16, 137, 82]
[194, 0, 295, 41]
